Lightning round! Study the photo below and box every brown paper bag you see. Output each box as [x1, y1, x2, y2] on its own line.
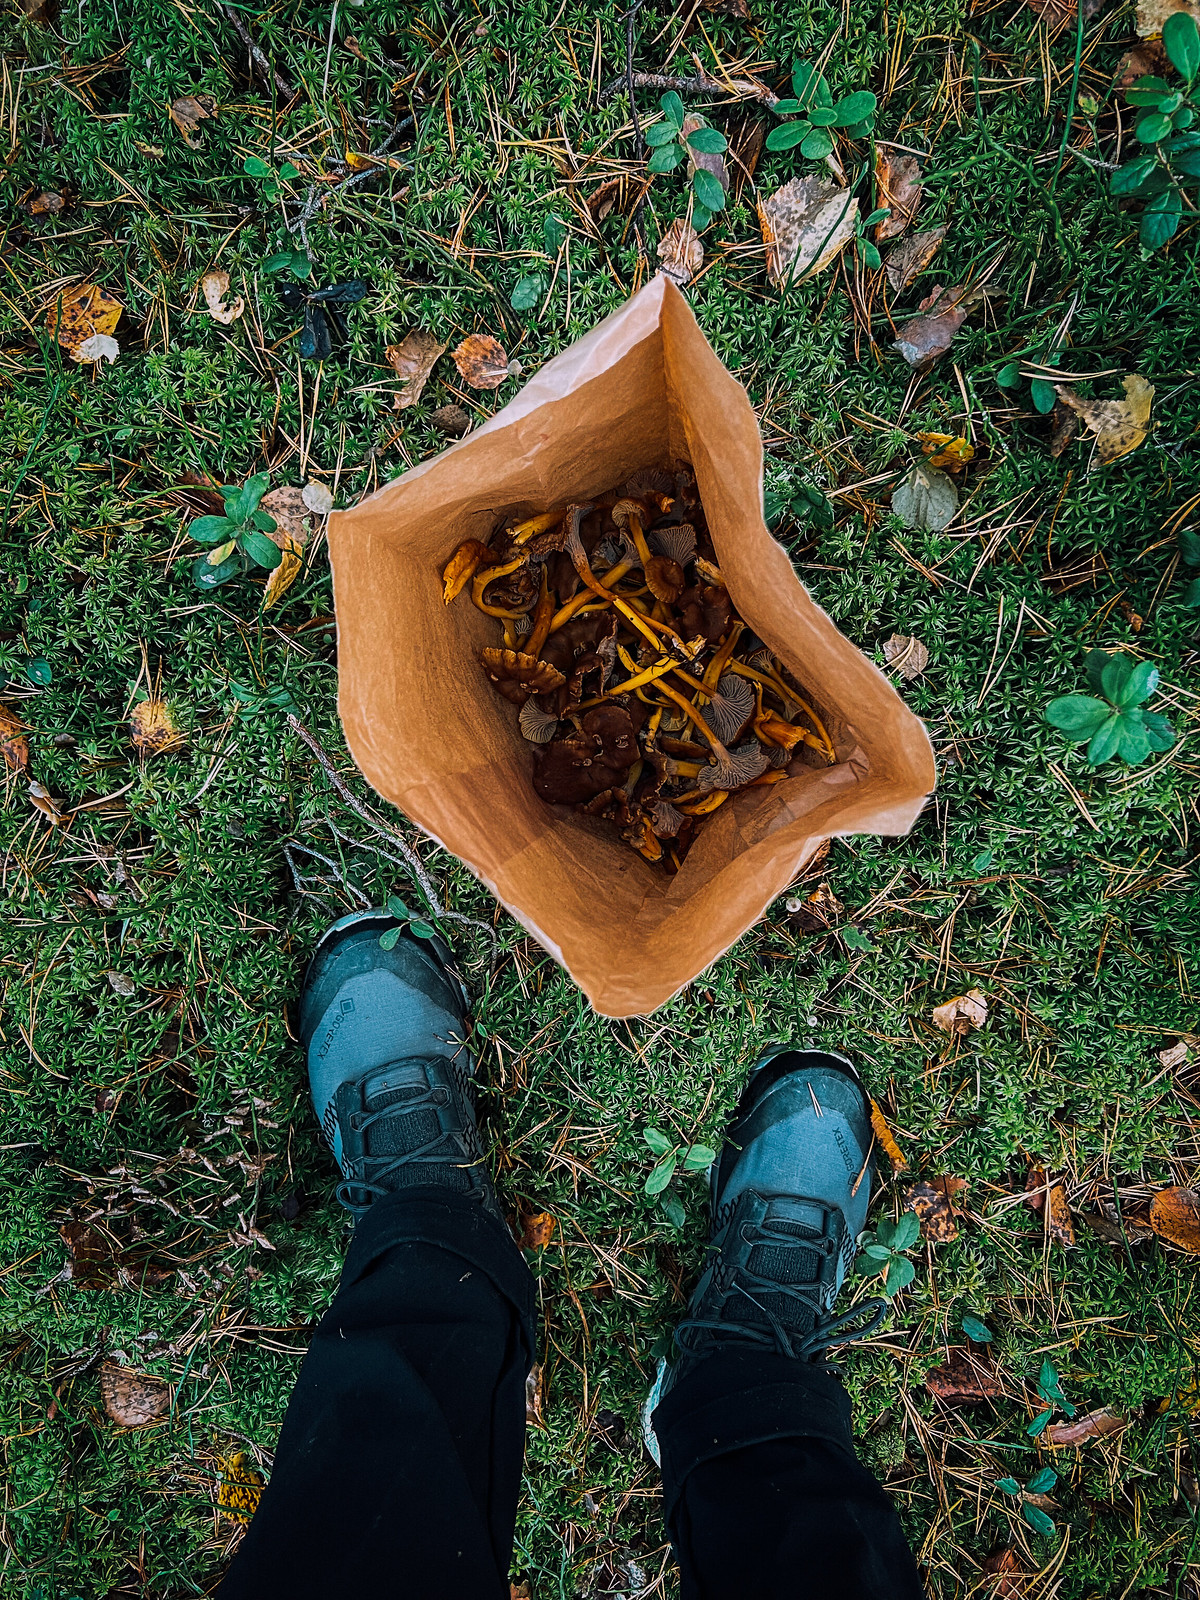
[329, 277, 934, 1017]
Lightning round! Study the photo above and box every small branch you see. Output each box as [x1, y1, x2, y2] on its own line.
[600, 68, 780, 109]
[222, 4, 297, 103]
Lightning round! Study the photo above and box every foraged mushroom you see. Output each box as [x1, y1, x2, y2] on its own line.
[480, 647, 566, 705]
[533, 704, 640, 804]
[696, 741, 770, 793]
[442, 538, 495, 604]
[519, 698, 560, 743]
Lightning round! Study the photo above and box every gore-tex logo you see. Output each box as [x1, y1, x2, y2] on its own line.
[834, 1127, 855, 1175]
[318, 997, 355, 1059]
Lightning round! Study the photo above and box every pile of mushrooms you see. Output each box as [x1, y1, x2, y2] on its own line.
[441, 466, 835, 869]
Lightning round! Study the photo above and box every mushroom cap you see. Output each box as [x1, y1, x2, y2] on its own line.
[650, 798, 685, 837]
[677, 583, 735, 646]
[480, 647, 566, 705]
[532, 703, 641, 804]
[696, 740, 770, 793]
[519, 697, 560, 743]
[704, 673, 756, 744]
[649, 523, 697, 569]
[623, 468, 673, 498]
[609, 498, 646, 536]
[645, 554, 685, 605]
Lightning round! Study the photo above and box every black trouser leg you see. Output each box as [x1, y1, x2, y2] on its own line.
[654, 1352, 926, 1600]
[217, 1190, 535, 1600]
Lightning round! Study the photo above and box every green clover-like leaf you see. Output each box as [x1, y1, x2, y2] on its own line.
[1142, 710, 1175, 750]
[1027, 1467, 1058, 1495]
[644, 1127, 673, 1157]
[801, 128, 835, 160]
[681, 1143, 716, 1171]
[830, 90, 877, 126]
[1122, 659, 1160, 705]
[1164, 9, 1200, 81]
[791, 61, 829, 108]
[962, 1313, 993, 1344]
[1022, 1504, 1056, 1538]
[857, 238, 882, 270]
[660, 91, 685, 129]
[1087, 715, 1122, 765]
[1110, 155, 1158, 195]
[1101, 653, 1133, 703]
[996, 1476, 1021, 1496]
[1044, 695, 1110, 739]
[1179, 528, 1200, 565]
[862, 1242, 894, 1262]
[244, 155, 273, 178]
[884, 1254, 915, 1296]
[409, 918, 437, 939]
[189, 514, 236, 545]
[1030, 377, 1057, 414]
[692, 168, 726, 211]
[687, 126, 727, 153]
[765, 120, 813, 151]
[543, 213, 567, 254]
[1136, 111, 1174, 143]
[379, 925, 403, 950]
[891, 1209, 921, 1252]
[386, 894, 410, 919]
[240, 528, 283, 570]
[646, 1151, 678, 1195]
[1026, 1407, 1054, 1438]
[1117, 711, 1152, 765]
[1186, 576, 1200, 607]
[660, 1191, 686, 1228]
[996, 362, 1021, 387]
[648, 142, 684, 173]
[1141, 188, 1182, 247]
[510, 274, 545, 311]
[645, 121, 680, 147]
[1126, 74, 1172, 105]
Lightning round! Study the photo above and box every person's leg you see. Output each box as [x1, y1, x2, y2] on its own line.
[218, 910, 534, 1600]
[648, 1048, 925, 1600]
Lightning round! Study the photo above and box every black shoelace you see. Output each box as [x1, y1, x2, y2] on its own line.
[336, 1082, 483, 1216]
[674, 1215, 888, 1363]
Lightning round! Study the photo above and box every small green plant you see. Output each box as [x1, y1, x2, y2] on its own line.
[1026, 1357, 1075, 1438]
[263, 248, 312, 280]
[852, 207, 890, 271]
[228, 680, 298, 720]
[511, 216, 567, 311]
[244, 154, 300, 203]
[962, 1312, 993, 1344]
[645, 93, 728, 229]
[996, 1467, 1059, 1537]
[644, 1126, 716, 1228]
[187, 472, 282, 589]
[0, 643, 51, 686]
[1179, 526, 1200, 606]
[856, 1210, 921, 1297]
[1108, 11, 1200, 247]
[379, 894, 438, 948]
[765, 61, 877, 160]
[1044, 650, 1174, 767]
[763, 481, 835, 533]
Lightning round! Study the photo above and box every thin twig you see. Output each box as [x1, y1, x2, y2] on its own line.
[221, 4, 296, 102]
[600, 68, 780, 108]
[285, 716, 498, 953]
[623, 0, 650, 246]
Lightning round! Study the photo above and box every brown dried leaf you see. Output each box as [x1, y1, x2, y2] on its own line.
[1027, 0, 1100, 27]
[99, 1359, 170, 1427]
[874, 149, 922, 242]
[702, 0, 751, 13]
[20, 0, 56, 23]
[1149, 1186, 1200, 1252]
[61, 1221, 117, 1288]
[981, 1546, 1028, 1598]
[682, 115, 729, 197]
[758, 177, 858, 288]
[1049, 401, 1079, 460]
[431, 403, 471, 437]
[1118, 38, 1167, 83]
[905, 1175, 967, 1243]
[1045, 1406, 1127, 1448]
[24, 189, 67, 217]
[263, 534, 304, 610]
[727, 113, 767, 193]
[870, 1099, 908, 1171]
[511, 1583, 533, 1600]
[882, 634, 929, 681]
[657, 218, 704, 289]
[169, 94, 216, 149]
[386, 329, 447, 409]
[586, 175, 624, 221]
[1158, 1040, 1190, 1070]
[925, 1346, 1004, 1404]
[786, 880, 843, 931]
[525, 1364, 545, 1427]
[932, 988, 987, 1035]
[45, 282, 123, 362]
[442, 539, 495, 604]
[1024, 1165, 1075, 1246]
[130, 697, 184, 754]
[260, 486, 317, 552]
[520, 1211, 557, 1250]
[1056, 375, 1154, 464]
[1136, 0, 1200, 35]
[218, 1451, 264, 1521]
[201, 267, 243, 325]
[894, 283, 981, 371]
[885, 226, 947, 293]
[0, 703, 30, 772]
[453, 333, 511, 390]
[29, 779, 70, 825]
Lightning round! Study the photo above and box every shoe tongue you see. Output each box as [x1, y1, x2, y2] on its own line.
[362, 1060, 444, 1157]
[748, 1197, 830, 1290]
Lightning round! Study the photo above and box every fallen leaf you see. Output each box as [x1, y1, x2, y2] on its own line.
[76, 333, 119, 364]
[510, 1583, 533, 1600]
[20, 0, 56, 21]
[431, 403, 471, 437]
[130, 698, 184, 754]
[1149, 1187, 1200, 1252]
[932, 988, 988, 1036]
[218, 1451, 265, 1521]
[785, 880, 843, 931]
[870, 1099, 908, 1171]
[1077, 1202, 1153, 1246]
[133, 140, 165, 160]
[260, 486, 318, 552]
[885, 226, 947, 292]
[106, 970, 136, 996]
[925, 1346, 1004, 1404]
[874, 149, 922, 242]
[201, 267, 244, 326]
[24, 190, 67, 217]
[917, 432, 974, 472]
[657, 218, 704, 288]
[46, 282, 123, 362]
[1046, 1407, 1127, 1448]
[758, 176, 859, 288]
[1056, 374, 1154, 465]
[1049, 401, 1079, 460]
[727, 112, 767, 192]
[894, 282, 981, 370]
[61, 1221, 117, 1288]
[702, 0, 751, 13]
[453, 334, 512, 390]
[302, 481, 333, 516]
[1024, 1164, 1075, 1246]
[1137, 0, 1200, 35]
[891, 463, 959, 532]
[905, 1175, 967, 1242]
[682, 114, 729, 197]
[882, 634, 930, 681]
[385, 329, 447, 409]
[1159, 1040, 1190, 1070]
[520, 1211, 557, 1250]
[586, 175, 624, 221]
[263, 536, 303, 610]
[1117, 37, 1167, 83]
[0, 703, 30, 772]
[525, 1364, 545, 1427]
[99, 1359, 170, 1427]
[1026, 0, 1101, 27]
[29, 779, 70, 824]
[169, 94, 216, 149]
[981, 1546, 1028, 1597]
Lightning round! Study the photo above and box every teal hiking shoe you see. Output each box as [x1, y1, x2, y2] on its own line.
[299, 909, 499, 1222]
[644, 1048, 887, 1453]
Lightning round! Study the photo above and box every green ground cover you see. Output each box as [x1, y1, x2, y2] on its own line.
[1, 0, 1199, 1595]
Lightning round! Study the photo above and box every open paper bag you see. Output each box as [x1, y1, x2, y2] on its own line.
[328, 276, 934, 1017]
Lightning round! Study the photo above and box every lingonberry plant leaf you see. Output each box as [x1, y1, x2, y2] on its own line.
[1045, 653, 1173, 766]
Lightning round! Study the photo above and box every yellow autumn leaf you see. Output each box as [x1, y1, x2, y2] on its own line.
[218, 1451, 264, 1521]
[1055, 374, 1154, 465]
[263, 533, 303, 609]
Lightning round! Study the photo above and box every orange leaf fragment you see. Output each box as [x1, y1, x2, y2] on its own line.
[981, 1545, 1028, 1598]
[130, 697, 184, 754]
[520, 1211, 557, 1250]
[453, 334, 512, 390]
[917, 432, 974, 472]
[1149, 1187, 1200, 1252]
[870, 1099, 908, 1172]
[874, 149, 922, 242]
[925, 1346, 1004, 1404]
[169, 94, 216, 149]
[45, 281, 123, 362]
[1024, 1164, 1076, 1246]
[385, 329, 447, 409]
[218, 1450, 265, 1521]
[1, 703, 30, 772]
[905, 1175, 967, 1242]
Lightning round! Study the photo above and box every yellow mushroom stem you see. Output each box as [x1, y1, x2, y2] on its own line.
[471, 555, 532, 619]
[748, 770, 790, 787]
[680, 790, 730, 816]
[619, 597, 699, 658]
[702, 622, 745, 694]
[599, 655, 678, 698]
[510, 508, 565, 544]
[525, 569, 555, 658]
[547, 595, 613, 633]
[502, 620, 517, 649]
[725, 660, 835, 762]
[654, 680, 732, 765]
